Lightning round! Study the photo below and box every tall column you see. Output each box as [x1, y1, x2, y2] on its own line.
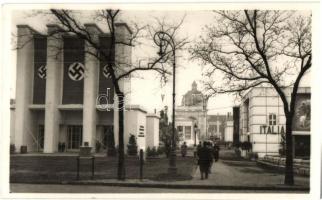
[44, 24, 62, 153]
[83, 24, 101, 150]
[14, 25, 35, 152]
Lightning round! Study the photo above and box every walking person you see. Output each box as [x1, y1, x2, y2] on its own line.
[207, 142, 214, 174]
[181, 142, 187, 157]
[214, 143, 220, 162]
[197, 141, 212, 180]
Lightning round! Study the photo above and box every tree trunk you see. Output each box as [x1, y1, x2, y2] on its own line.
[117, 93, 125, 180]
[284, 115, 294, 185]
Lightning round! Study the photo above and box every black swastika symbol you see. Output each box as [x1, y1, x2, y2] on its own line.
[38, 65, 47, 79]
[68, 62, 85, 81]
[103, 65, 111, 79]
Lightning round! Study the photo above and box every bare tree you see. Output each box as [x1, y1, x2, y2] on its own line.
[191, 10, 311, 185]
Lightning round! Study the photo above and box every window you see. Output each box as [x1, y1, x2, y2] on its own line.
[139, 125, 145, 137]
[177, 126, 183, 140]
[185, 126, 191, 140]
[67, 125, 83, 149]
[269, 113, 277, 125]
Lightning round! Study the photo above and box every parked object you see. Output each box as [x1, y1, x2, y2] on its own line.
[79, 142, 92, 157]
[20, 146, 27, 154]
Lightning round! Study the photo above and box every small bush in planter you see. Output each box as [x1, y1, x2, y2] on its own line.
[127, 134, 138, 156]
[10, 144, 15, 154]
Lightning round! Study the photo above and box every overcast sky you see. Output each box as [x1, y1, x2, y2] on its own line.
[9, 9, 310, 115]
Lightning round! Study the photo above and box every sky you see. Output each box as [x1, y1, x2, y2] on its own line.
[9, 9, 310, 115]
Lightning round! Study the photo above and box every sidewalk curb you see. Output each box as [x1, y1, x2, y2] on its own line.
[59, 180, 309, 192]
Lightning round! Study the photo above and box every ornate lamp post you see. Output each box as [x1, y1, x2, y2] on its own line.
[194, 123, 198, 146]
[153, 31, 177, 174]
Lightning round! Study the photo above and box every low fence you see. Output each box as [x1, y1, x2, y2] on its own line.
[257, 155, 310, 177]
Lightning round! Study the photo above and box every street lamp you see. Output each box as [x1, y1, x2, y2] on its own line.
[194, 123, 198, 146]
[153, 31, 177, 174]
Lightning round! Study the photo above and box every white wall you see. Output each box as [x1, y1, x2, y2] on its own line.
[124, 106, 147, 153]
[146, 114, 160, 148]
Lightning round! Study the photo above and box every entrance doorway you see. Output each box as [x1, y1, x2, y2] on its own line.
[37, 125, 44, 152]
[103, 126, 114, 150]
[67, 125, 83, 150]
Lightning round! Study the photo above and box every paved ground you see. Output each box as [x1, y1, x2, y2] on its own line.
[190, 159, 309, 187]
[10, 183, 303, 193]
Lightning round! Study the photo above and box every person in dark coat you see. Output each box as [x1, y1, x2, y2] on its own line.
[207, 142, 214, 173]
[214, 144, 220, 162]
[195, 141, 202, 158]
[197, 141, 212, 180]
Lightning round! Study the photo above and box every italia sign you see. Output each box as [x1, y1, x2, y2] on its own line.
[260, 125, 285, 135]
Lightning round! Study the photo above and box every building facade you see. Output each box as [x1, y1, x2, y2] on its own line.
[11, 23, 159, 153]
[175, 81, 207, 146]
[239, 86, 310, 158]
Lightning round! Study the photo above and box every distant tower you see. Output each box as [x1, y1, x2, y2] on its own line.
[192, 81, 197, 91]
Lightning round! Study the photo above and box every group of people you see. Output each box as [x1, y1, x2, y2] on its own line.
[195, 141, 220, 180]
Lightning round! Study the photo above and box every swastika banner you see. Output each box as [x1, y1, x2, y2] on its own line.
[33, 36, 47, 104]
[62, 37, 84, 104]
[98, 36, 114, 104]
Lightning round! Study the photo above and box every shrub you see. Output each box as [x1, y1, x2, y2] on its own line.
[247, 152, 259, 160]
[95, 141, 101, 153]
[240, 141, 252, 151]
[157, 146, 164, 155]
[279, 147, 286, 156]
[235, 148, 241, 157]
[146, 147, 152, 157]
[147, 146, 160, 157]
[152, 147, 157, 156]
[127, 134, 138, 156]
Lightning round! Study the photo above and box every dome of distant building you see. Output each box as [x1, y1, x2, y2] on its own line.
[181, 81, 204, 106]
